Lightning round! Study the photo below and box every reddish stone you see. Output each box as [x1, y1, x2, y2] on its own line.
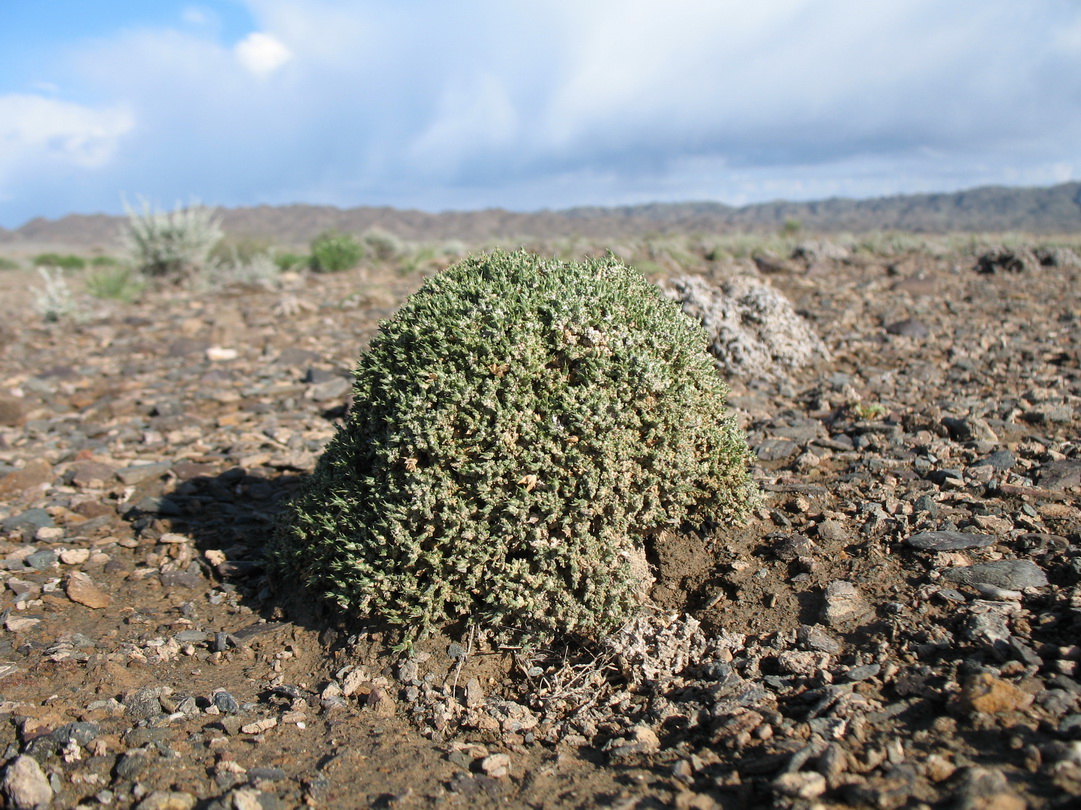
[69, 461, 117, 488]
[0, 459, 53, 497]
[0, 395, 26, 427]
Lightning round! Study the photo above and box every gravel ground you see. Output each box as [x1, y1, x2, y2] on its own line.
[0, 244, 1078, 809]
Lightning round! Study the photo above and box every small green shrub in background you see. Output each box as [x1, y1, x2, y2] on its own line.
[206, 251, 280, 288]
[851, 401, 887, 421]
[781, 218, 803, 237]
[441, 240, 467, 258]
[0, 257, 20, 270]
[274, 251, 310, 272]
[209, 237, 273, 268]
[90, 255, 121, 267]
[310, 230, 363, 273]
[399, 240, 471, 274]
[362, 227, 405, 262]
[269, 250, 758, 646]
[122, 199, 223, 281]
[33, 253, 86, 270]
[398, 245, 437, 275]
[204, 236, 280, 287]
[86, 265, 144, 302]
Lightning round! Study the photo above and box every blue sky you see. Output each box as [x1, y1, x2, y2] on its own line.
[2, 0, 1080, 228]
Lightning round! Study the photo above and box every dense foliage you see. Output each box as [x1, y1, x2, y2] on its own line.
[33, 253, 86, 270]
[269, 250, 757, 644]
[309, 230, 363, 273]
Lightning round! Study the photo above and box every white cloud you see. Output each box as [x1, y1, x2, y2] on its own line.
[0, 94, 134, 214]
[1, 0, 1079, 225]
[0, 94, 134, 173]
[234, 32, 293, 77]
[182, 6, 209, 26]
[243, 1, 371, 66]
[408, 75, 520, 175]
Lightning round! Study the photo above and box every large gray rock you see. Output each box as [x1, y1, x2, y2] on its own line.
[906, 531, 997, 551]
[792, 240, 851, 264]
[662, 275, 831, 380]
[1035, 246, 1081, 267]
[1037, 459, 1081, 491]
[941, 560, 1048, 590]
[975, 246, 1038, 274]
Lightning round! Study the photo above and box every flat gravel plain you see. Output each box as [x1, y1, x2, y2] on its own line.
[0, 244, 1078, 809]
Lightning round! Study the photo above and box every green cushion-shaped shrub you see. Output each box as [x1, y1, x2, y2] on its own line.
[268, 250, 757, 644]
[310, 230, 363, 273]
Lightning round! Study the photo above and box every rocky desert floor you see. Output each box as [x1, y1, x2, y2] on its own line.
[0, 241, 1078, 809]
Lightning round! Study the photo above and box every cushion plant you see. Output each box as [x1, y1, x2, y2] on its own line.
[268, 250, 757, 644]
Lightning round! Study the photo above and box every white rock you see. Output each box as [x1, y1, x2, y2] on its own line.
[777, 650, 831, 676]
[662, 274, 831, 380]
[773, 771, 827, 799]
[339, 667, 369, 697]
[206, 346, 239, 362]
[2, 755, 53, 808]
[4, 616, 41, 633]
[480, 753, 512, 778]
[59, 548, 91, 565]
[240, 717, 277, 734]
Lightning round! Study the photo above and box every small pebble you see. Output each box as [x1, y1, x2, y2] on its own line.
[240, 717, 277, 735]
[822, 580, 873, 627]
[934, 588, 967, 603]
[23, 550, 58, 570]
[366, 688, 396, 717]
[953, 766, 1026, 810]
[447, 642, 467, 659]
[480, 753, 511, 778]
[66, 572, 112, 609]
[797, 624, 843, 654]
[959, 673, 1034, 714]
[125, 688, 163, 721]
[608, 725, 660, 758]
[116, 752, 150, 781]
[136, 790, 197, 810]
[1060, 714, 1081, 738]
[206, 346, 239, 362]
[773, 771, 827, 799]
[972, 583, 1023, 601]
[213, 690, 241, 714]
[59, 548, 91, 565]
[846, 663, 881, 682]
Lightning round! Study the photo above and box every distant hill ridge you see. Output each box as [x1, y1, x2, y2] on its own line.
[2, 181, 1079, 251]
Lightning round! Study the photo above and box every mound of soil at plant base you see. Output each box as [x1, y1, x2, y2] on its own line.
[0, 248, 1078, 809]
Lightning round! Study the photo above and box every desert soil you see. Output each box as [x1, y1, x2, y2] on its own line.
[0, 245, 1078, 809]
